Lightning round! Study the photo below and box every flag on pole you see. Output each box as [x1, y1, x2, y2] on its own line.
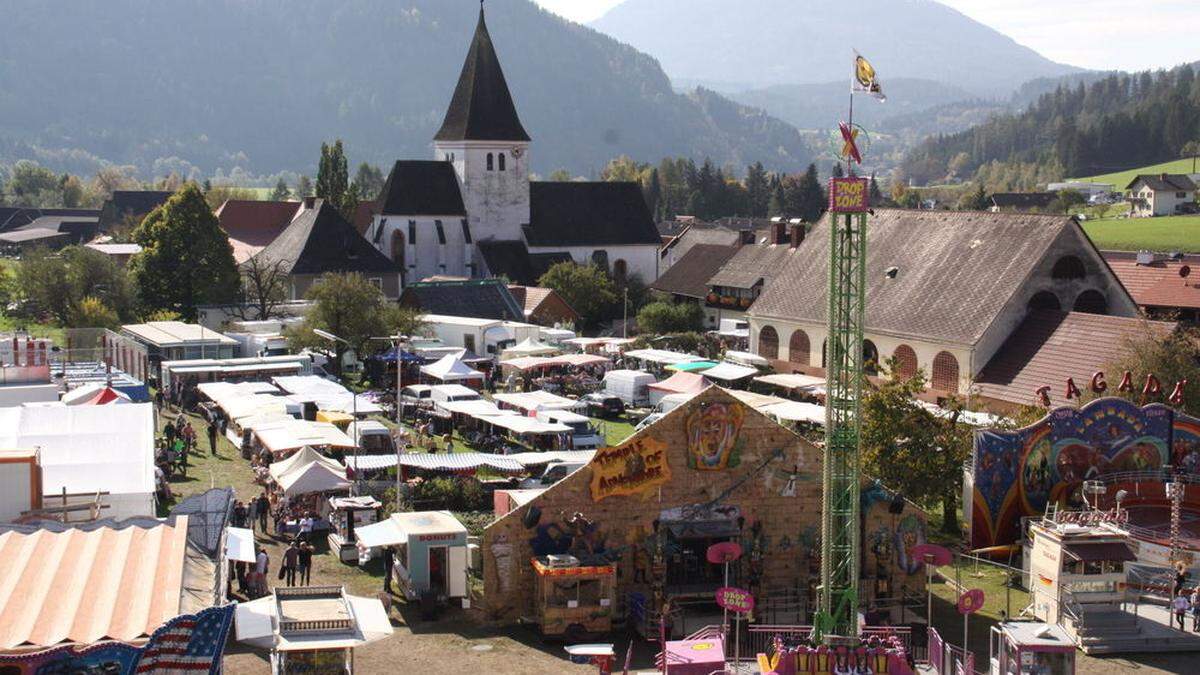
[853, 51, 886, 101]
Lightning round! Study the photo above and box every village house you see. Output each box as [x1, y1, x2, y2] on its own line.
[364, 7, 660, 289]
[1125, 173, 1198, 217]
[747, 210, 1145, 409]
[400, 278, 525, 322]
[506, 285, 580, 327]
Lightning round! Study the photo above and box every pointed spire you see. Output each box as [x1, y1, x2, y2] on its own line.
[434, 5, 530, 143]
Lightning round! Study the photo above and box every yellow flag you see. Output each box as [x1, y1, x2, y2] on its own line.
[853, 52, 886, 101]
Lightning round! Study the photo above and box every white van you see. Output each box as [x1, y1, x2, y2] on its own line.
[602, 369, 656, 407]
[536, 410, 604, 450]
[430, 384, 481, 410]
[348, 420, 395, 454]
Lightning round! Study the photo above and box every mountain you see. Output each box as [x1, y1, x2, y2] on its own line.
[899, 63, 1200, 185]
[591, 0, 1080, 97]
[0, 0, 811, 180]
[733, 78, 981, 131]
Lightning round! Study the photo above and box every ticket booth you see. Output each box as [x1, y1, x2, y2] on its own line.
[989, 622, 1076, 675]
[355, 510, 468, 601]
[529, 555, 616, 640]
[327, 495, 381, 563]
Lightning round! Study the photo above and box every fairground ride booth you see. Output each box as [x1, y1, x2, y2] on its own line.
[988, 621, 1076, 675]
[355, 511, 469, 603]
[527, 555, 616, 640]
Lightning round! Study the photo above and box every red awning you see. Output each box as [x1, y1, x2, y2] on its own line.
[1063, 541, 1136, 563]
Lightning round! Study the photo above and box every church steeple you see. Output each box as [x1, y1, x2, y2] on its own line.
[434, 5, 530, 142]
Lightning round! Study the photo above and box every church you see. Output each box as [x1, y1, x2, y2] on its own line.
[364, 7, 661, 288]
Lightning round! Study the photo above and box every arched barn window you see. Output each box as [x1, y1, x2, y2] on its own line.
[1073, 289, 1108, 315]
[1052, 255, 1087, 280]
[758, 326, 779, 360]
[788, 330, 810, 366]
[892, 344, 918, 380]
[862, 340, 880, 375]
[1027, 291, 1061, 311]
[932, 351, 960, 393]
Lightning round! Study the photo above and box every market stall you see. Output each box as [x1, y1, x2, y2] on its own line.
[492, 390, 584, 414]
[753, 372, 826, 399]
[419, 353, 484, 385]
[327, 496, 381, 563]
[761, 400, 826, 427]
[699, 361, 760, 386]
[253, 419, 356, 459]
[501, 337, 559, 359]
[355, 511, 469, 602]
[528, 556, 616, 639]
[646, 371, 709, 406]
[235, 585, 393, 674]
[478, 413, 573, 450]
[989, 622, 1076, 675]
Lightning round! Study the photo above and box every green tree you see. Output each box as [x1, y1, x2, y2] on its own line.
[129, 183, 240, 320]
[3, 160, 61, 206]
[316, 140, 354, 219]
[636, 300, 704, 335]
[957, 183, 989, 211]
[537, 262, 618, 328]
[295, 175, 314, 198]
[289, 272, 394, 375]
[17, 246, 134, 324]
[203, 184, 257, 210]
[70, 296, 119, 329]
[1101, 327, 1200, 417]
[745, 162, 770, 217]
[270, 178, 291, 201]
[1048, 188, 1086, 215]
[351, 163, 385, 202]
[547, 169, 573, 181]
[861, 364, 972, 534]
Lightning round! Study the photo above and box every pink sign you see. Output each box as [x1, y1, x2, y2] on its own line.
[715, 587, 754, 614]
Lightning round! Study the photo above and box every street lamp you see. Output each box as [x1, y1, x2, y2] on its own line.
[312, 329, 358, 495]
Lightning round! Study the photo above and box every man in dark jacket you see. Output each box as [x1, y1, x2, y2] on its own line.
[382, 546, 395, 595]
[208, 421, 219, 456]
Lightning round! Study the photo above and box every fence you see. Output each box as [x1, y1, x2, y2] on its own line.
[928, 627, 974, 675]
[742, 624, 913, 661]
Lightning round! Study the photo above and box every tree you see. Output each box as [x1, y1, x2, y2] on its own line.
[861, 364, 973, 533]
[232, 256, 291, 321]
[789, 163, 826, 222]
[745, 162, 770, 217]
[1182, 139, 1200, 174]
[3, 161, 61, 206]
[203, 184, 257, 210]
[351, 163, 385, 202]
[957, 183, 989, 211]
[1101, 326, 1200, 417]
[537, 262, 618, 328]
[636, 300, 704, 335]
[70, 296, 119, 329]
[90, 165, 139, 202]
[868, 173, 886, 206]
[316, 140, 354, 219]
[295, 175, 314, 198]
[129, 183, 241, 320]
[289, 272, 394, 375]
[1048, 188, 1085, 215]
[270, 178, 291, 201]
[547, 169, 573, 181]
[17, 246, 134, 325]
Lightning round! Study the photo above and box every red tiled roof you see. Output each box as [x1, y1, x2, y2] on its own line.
[1102, 251, 1200, 310]
[975, 310, 1176, 408]
[0, 518, 189, 648]
[215, 200, 299, 263]
[506, 285, 579, 321]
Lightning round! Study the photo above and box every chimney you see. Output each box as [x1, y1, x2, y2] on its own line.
[302, 196, 316, 210]
[739, 229, 755, 246]
[773, 221, 788, 245]
[789, 223, 805, 248]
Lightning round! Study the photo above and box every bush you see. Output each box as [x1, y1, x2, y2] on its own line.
[411, 476, 491, 511]
[636, 300, 704, 335]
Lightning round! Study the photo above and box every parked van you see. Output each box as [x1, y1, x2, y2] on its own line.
[536, 410, 604, 450]
[519, 461, 587, 490]
[349, 420, 395, 454]
[400, 385, 434, 408]
[430, 384, 481, 406]
[602, 369, 656, 407]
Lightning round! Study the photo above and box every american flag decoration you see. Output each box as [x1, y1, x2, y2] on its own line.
[134, 604, 235, 674]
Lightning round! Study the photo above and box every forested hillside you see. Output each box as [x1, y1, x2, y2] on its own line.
[900, 63, 1200, 186]
[0, 0, 810, 180]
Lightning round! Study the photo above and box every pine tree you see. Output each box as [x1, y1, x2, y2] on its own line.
[296, 175, 314, 198]
[831, 163, 845, 178]
[644, 168, 662, 221]
[351, 162, 385, 202]
[768, 183, 786, 218]
[794, 163, 826, 223]
[316, 140, 353, 219]
[745, 162, 770, 217]
[128, 183, 240, 320]
[270, 178, 290, 201]
[868, 173, 885, 206]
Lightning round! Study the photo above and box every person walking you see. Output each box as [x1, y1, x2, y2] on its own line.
[298, 513, 314, 544]
[1173, 591, 1190, 631]
[1192, 587, 1200, 632]
[163, 418, 177, 447]
[257, 494, 270, 532]
[283, 540, 299, 587]
[298, 541, 313, 586]
[174, 436, 188, 478]
[208, 421, 219, 456]
[182, 421, 196, 454]
[382, 546, 394, 595]
[254, 547, 270, 598]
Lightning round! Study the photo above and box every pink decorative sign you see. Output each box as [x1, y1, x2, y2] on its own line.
[957, 588, 985, 615]
[911, 543, 952, 567]
[715, 587, 755, 614]
[706, 541, 743, 564]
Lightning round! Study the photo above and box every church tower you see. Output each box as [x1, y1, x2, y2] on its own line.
[433, 5, 530, 243]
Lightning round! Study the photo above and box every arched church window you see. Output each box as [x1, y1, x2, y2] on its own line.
[486, 153, 494, 171]
[498, 153, 506, 171]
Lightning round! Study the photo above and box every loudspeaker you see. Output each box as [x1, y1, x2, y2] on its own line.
[522, 506, 542, 529]
[888, 494, 906, 515]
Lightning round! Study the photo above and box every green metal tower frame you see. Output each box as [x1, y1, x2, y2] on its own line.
[817, 209, 868, 638]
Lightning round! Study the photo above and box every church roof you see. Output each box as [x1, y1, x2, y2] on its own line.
[524, 182, 659, 247]
[376, 161, 466, 216]
[478, 240, 572, 286]
[253, 199, 398, 276]
[434, 8, 530, 143]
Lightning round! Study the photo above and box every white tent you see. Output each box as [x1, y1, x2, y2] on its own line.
[700, 362, 760, 382]
[501, 337, 559, 358]
[492, 390, 583, 413]
[225, 527, 257, 563]
[270, 445, 342, 475]
[270, 458, 350, 496]
[0, 403, 156, 519]
[723, 350, 769, 367]
[762, 401, 826, 425]
[235, 593, 392, 651]
[255, 420, 355, 456]
[272, 374, 383, 415]
[481, 414, 572, 436]
[419, 354, 484, 382]
[60, 383, 132, 406]
[754, 373, 826, 393]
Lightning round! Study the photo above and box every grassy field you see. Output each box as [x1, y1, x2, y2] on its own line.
[1082, 214, 1200, 252]
[1073, 157, 1199, 189]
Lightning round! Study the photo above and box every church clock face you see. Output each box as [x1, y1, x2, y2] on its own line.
[511, 147, 523, 158]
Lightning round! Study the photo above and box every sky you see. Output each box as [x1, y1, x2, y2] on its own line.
[533, 0, 1200, 73]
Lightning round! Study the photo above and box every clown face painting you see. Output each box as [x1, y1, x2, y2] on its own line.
[685, 402, 745, 470]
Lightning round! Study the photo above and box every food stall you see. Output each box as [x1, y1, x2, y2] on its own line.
[528, 555, 616, 640]
[268, 446, 351, 537]
[354, 511, 468, 602]
[235, 585, 393, 674]
[327, 496, 381, 564]
[988, 622, 1076, 675]
[660, 637, 725, 675]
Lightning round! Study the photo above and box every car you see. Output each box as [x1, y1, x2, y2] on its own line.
[518, 461, 587, 490]
[634, 412, 664, 432]
[580, 393, 625, 419]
